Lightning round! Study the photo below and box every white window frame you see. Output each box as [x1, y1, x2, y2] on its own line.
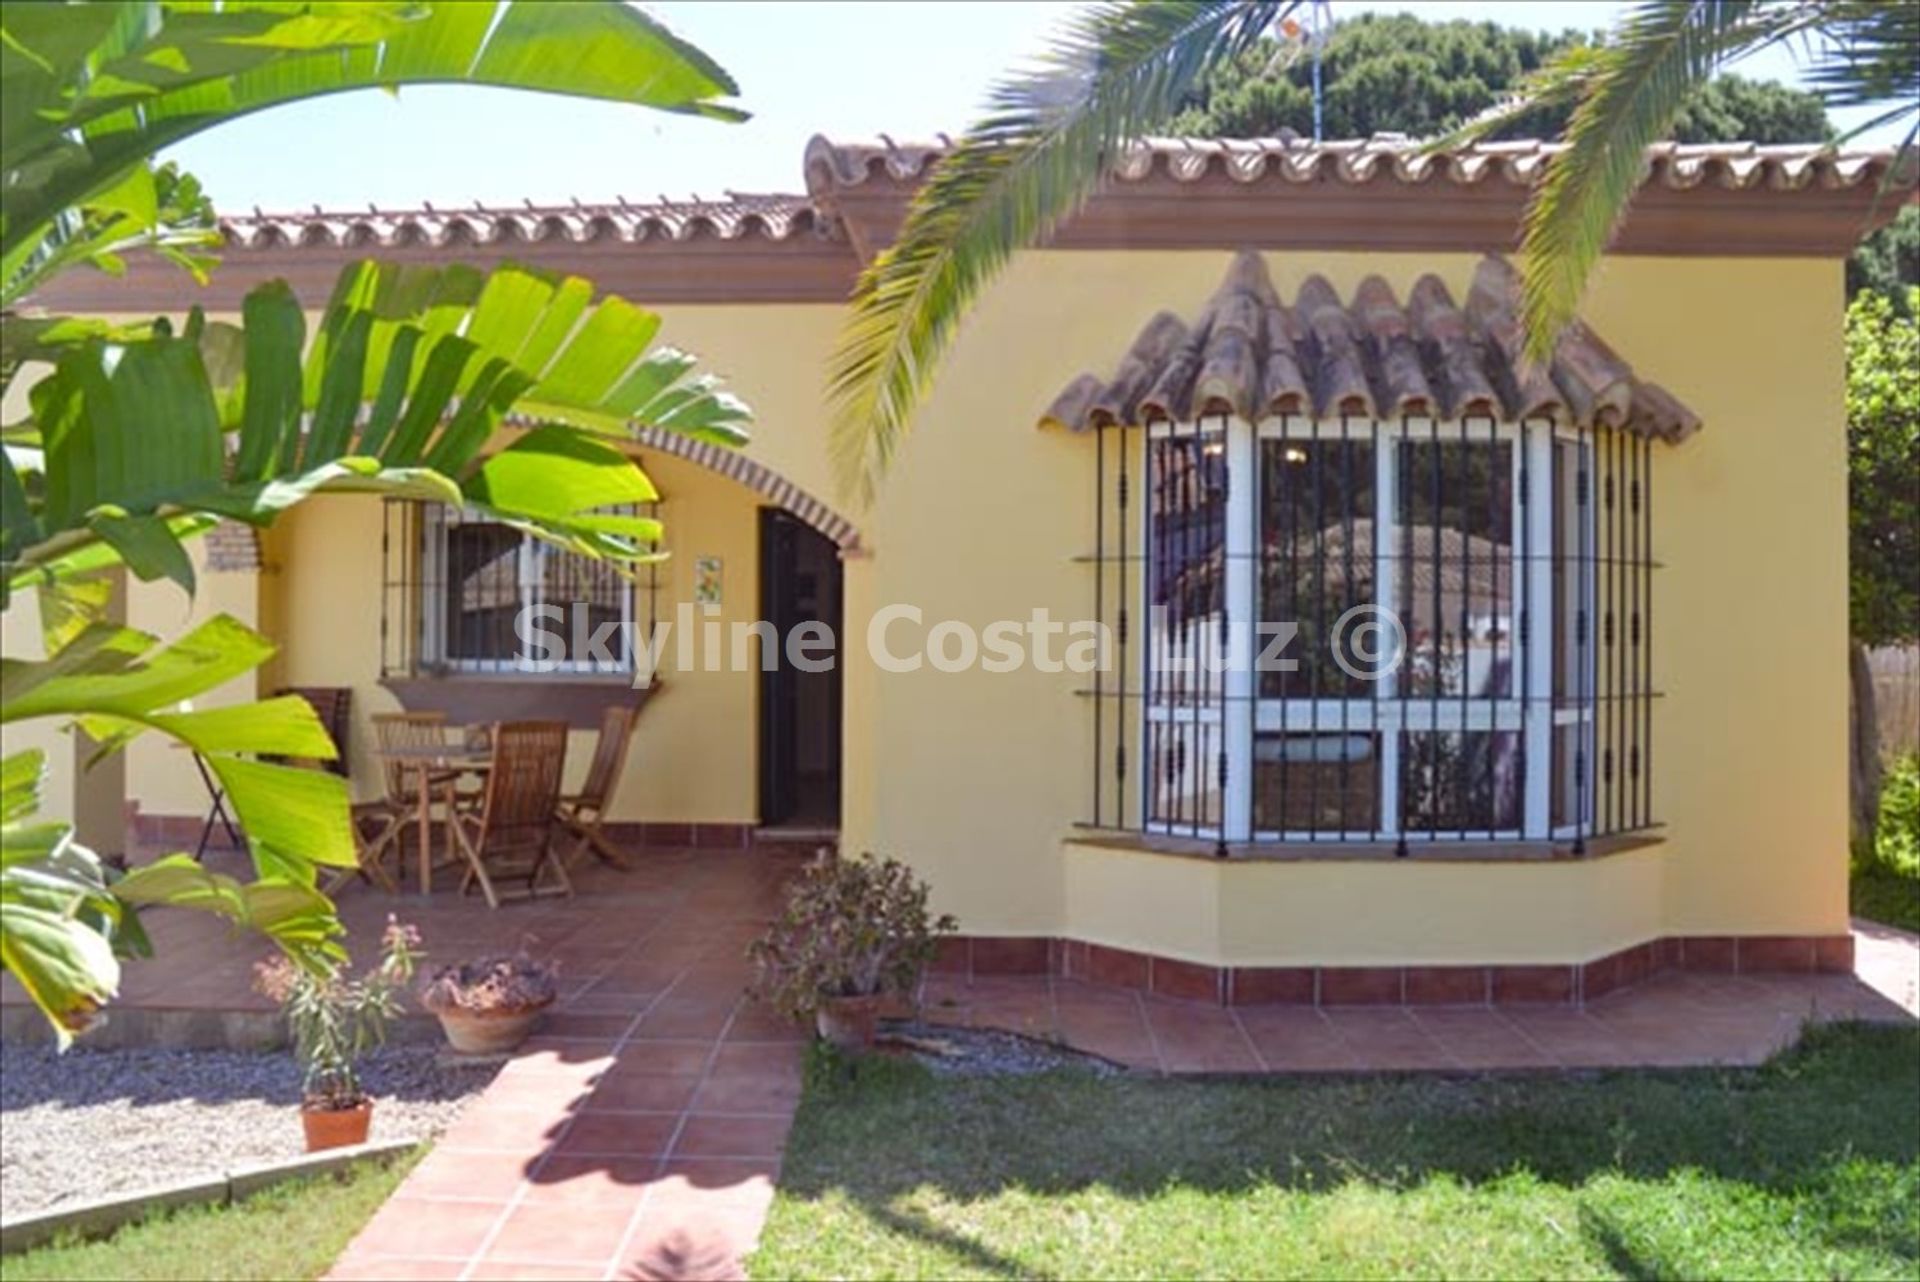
[1140, 414, 1595, 845]
[419, 507, 635, 675]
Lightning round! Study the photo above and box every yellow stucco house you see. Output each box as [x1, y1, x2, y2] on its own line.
[18, 135, 1909, 1006]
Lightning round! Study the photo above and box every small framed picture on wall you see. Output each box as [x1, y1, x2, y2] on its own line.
[694, 556, 723, 606]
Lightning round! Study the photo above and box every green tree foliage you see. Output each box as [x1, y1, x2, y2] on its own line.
[1167, 15, 1830, 145]
[1850, 205, 1920, 316]
[1846, 287, 1920, 651]
[828, 0, 1908, 503]
[0, 0, 746, 1044]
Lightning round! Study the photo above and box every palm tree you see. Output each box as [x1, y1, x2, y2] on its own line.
[0, 0, 748, 1040]
[827, 0, 1918, 501]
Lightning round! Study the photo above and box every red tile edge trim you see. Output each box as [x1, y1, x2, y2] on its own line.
[942, 932, 1855, 1007]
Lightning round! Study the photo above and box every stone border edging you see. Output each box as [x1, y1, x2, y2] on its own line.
[0, 1138, 418, 1256]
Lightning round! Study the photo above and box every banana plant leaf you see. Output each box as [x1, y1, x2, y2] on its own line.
[3, 258, 752, 604]
[0, 0, 744, 281]
[1, 614, 357, 878]
[2, 745, 342, 1046]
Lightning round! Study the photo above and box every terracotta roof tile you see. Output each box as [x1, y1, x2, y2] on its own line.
[216, 193, 828, 251]
[806, 134, 1909, 197]
[1040, 252, 1701, 441]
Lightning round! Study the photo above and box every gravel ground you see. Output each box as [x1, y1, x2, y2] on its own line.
[0, 1043, 496, 1219]
[879, 1022, 1127, 1076]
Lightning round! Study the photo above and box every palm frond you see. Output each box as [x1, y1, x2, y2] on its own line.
[1518, 0, 1784, 363]
[1798, 0, 1920, 112]
[0, 0, 745, 267]
[1424, 45, 1608, 151]
[826, 0, 1291, 506]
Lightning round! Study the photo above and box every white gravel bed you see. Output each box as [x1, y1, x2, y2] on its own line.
[0, 1043, 497, 1219]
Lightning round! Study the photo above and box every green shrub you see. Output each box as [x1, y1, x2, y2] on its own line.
[747, 853, 956, 1022]
[1876, 754, 1920, 875]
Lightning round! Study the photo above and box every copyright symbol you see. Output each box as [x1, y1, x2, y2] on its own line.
[1331, 604, 1405, 682]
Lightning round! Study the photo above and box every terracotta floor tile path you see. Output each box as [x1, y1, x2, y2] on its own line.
[3, 847, 1915, 1281]
[319, 852, 809, 1282]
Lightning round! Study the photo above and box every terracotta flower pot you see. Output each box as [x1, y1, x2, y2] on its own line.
[434, 1002, 550, 1055]
[301, 1098, 373, 1152]
[815, 993, 884, 1050]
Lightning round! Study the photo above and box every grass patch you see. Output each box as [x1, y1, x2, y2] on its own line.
[2, 1150, 419, 1282]
[754, 1023, 1920, 1281]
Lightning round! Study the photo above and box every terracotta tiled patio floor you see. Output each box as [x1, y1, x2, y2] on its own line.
[915, 960, 1914, 1074]
[315, 850, 810, 1282]
[3, 848, 1914, 1281]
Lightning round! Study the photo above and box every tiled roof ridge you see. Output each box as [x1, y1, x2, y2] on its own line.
[805, 133, 1911, 196]
[216, 191, 830, 250]
[1040, 251, 1702, 442]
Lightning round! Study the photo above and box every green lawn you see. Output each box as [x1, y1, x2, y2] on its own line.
[753, 1023, 1920, 1281]
[2, 1152, 417, 1282]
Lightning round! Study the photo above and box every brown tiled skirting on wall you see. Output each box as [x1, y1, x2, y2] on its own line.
[933, 934, 1857, 1007]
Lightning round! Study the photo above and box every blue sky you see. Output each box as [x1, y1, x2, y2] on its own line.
[164, 1, 1906, 213]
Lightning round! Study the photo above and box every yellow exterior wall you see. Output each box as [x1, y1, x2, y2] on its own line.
[254, 448, 764, 822]
[842, 250, 1849, 961]
[2, 591, 78, 828]
[15, 250, 1847, 966]
[1064, 842, 1666, 967]
[121, 542, 263, 822]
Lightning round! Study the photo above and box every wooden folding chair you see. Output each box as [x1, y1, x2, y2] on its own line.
[330, 799, 403, 895]
[358, 711, 454, 889]
[260, 690, 392, 896]
[452, 720, 572, 908]
[557, 703, 638, 869]
[276, 687, 353, 776]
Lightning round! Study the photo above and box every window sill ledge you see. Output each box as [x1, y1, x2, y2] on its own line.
[381, 674, 658, 729]
[1066, 828, 1665, 865]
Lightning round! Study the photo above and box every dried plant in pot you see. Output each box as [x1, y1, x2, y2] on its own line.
[254, 918, 419, 1153]
[420, 952, 560, 1055]
[747, 852, 956, 1050]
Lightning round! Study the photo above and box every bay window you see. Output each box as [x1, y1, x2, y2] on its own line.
[1097, 413, 1654, 854]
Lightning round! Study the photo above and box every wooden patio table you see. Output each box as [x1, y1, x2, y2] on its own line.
[372, 741, 490, 894]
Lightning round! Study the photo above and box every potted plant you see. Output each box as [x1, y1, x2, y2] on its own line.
[748, 852, 956, 1050]
[254, 918, 420, 1152]
[420, 952, 559, 1054]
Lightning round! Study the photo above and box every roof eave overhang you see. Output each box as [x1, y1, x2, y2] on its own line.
[821, 168, 1906, 264]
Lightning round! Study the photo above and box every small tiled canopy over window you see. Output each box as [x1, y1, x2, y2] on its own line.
[1045, 253, 1699, 856]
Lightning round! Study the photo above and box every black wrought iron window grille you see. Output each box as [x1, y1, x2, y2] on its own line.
[1084, 413, 1659, 855]
[380, 500, 658, 678]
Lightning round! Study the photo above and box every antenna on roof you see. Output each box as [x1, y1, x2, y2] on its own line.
[1310, 0, 1331, 143]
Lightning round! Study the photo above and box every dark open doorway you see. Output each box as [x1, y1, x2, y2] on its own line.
[758, 509, 842, 831]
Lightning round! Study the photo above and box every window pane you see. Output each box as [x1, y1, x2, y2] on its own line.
[444, 521, 522, 664]
[1551, 437, 1591, 707]
[1550, 721, 1592, 830]
[532, 544, 631, 669]
[1259, 435, 1377, 698]
[1401, 731, 1523, 833]
[1396, 437, 1515, 699]
[1147, 718, 1224, 830]
[1148, 430, 1227, 705]
[1254, 732, 1379, 834]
